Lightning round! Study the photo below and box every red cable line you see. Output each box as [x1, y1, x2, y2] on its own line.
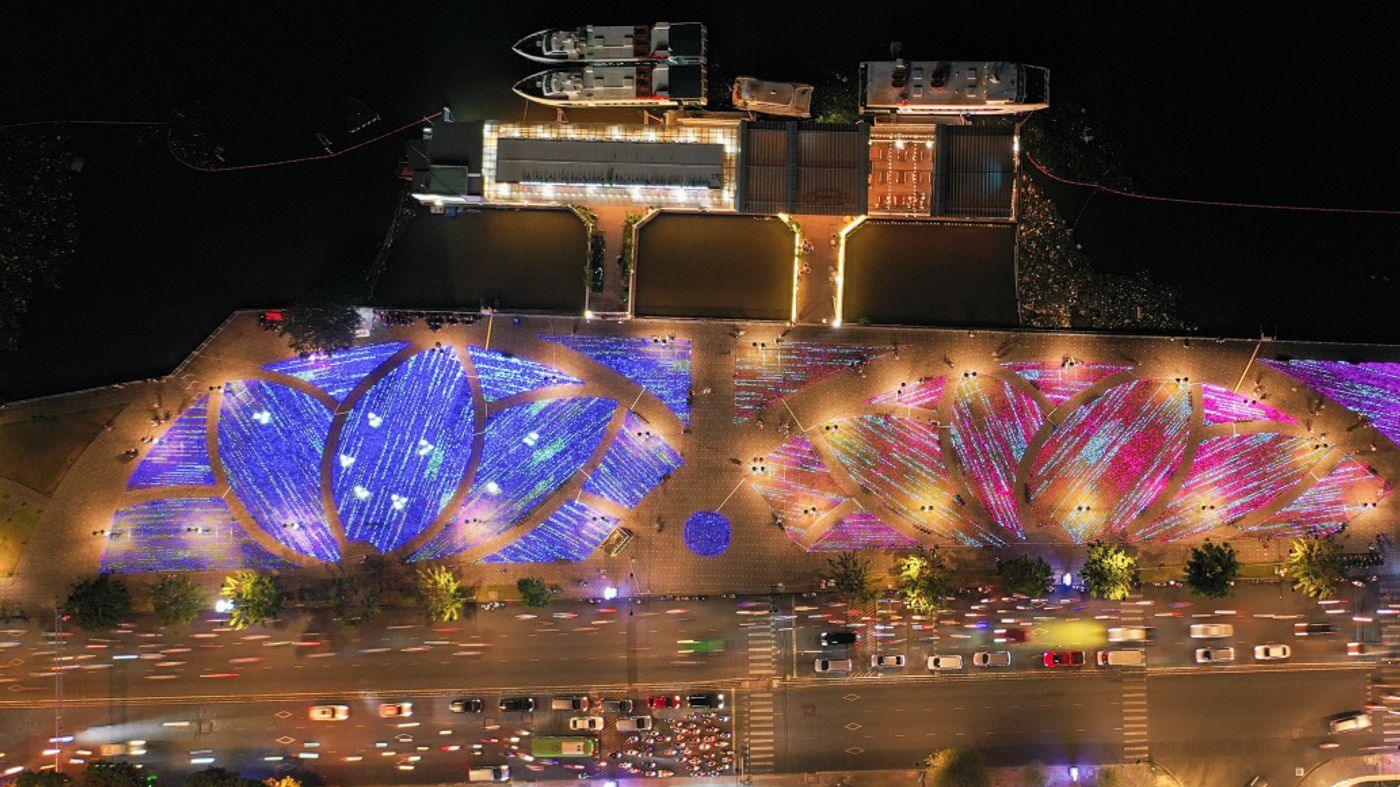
[173, 111, 443, 173]
[1025, 152, 1400, 217]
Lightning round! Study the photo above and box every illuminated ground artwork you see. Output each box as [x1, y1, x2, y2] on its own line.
[106, 334, 1393, 572]
[107, 340, 686, 572]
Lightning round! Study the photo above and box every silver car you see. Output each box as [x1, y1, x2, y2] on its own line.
[927, 655, 964, 671]
[1189, 623, 1234, 639]
[972, 650, 1012, 668]
[1195, 647, 1235, 663]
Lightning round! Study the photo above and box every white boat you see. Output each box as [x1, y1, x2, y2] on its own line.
[731, 77, 813, 118]
[512, 23, 706, 64]
[512, 64, 707, 108]
[860, 61, 1049, 115]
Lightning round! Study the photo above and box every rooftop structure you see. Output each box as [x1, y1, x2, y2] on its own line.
[860, 60, 1050, 116]
[480, 120, 739, 209]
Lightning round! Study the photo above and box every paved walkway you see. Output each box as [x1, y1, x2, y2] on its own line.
[1, 313, 1398, 615]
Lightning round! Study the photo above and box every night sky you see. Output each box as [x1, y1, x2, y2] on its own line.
[3, 0, 1399, 399]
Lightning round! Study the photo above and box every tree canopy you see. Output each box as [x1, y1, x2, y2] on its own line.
[79, 761, 144, 787]
[1184, 540, 1239, 598]
[997, 555, 1054, 597]
[823, 552, 875, 604]
[64, 573, 132, 630]
[923, 748, 991, 787]
[899, 548, 957, 614]
[517, 577, 555, 609]
[151, 574, 206, 628]
[415, 565, 467, 622]
[15, 772, 73, 787]
[1286, 534, 1344, 599]
[1081, 541, 1138, 601]
[220, 570, 285, 629]
[185, 768, 262, 787]
[280, 296, 360, 357]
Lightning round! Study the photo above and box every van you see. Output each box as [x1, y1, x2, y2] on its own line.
[1095, 650, 1145, 667]
[466, 765, 510, 782]
[616, 716, 654, 732]
[550, 696, 589, 712]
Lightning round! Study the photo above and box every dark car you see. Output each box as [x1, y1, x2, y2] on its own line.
[820, 631, 858, 647]
[450, 698, 484, 713]
[686, 692, 726, 710]
[498, 697, 536, 712]
[1042, 650, 1086, 668]
[1295, 622, 1340, 637]
[601, 698, 634, 714]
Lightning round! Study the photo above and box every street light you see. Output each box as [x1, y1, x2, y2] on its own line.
[214, 599, 235, 614]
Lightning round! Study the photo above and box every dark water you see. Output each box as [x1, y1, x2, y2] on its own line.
[635, 214, 792, 320]
[378, 209, 586, 312]
[3, 1, 1400, 398]
[845, 222, 1017, 328]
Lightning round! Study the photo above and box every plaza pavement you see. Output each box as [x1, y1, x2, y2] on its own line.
[1, 312, 1399, 613]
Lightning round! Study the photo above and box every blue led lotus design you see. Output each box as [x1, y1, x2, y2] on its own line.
[108, 341, 686, 572]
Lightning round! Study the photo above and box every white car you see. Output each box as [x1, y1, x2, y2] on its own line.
[1195, 647, 1235, 663]
[972, 651, 1011, 668]
[308, 705, 350, 721]
[1189, 623, 1234, 639]
[871, 654, 906, 668]
[1253, 644, 1291, 661]
[1329, 711, 1372, 733]
[1108, 626, 1150, 643]
[927, 655, 964, 671]
[815, 658, 853, 673]
[568, 716, 604, 731]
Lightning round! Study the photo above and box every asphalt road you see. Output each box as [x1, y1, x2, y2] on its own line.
[0, 584, 1390, 784]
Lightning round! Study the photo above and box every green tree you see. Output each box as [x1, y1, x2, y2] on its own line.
[1094, 764, 1156, 787]
[1080, 541, 1138, 601]
[823, 552, 875, 603]
[81, 761, 144, 787]
[280, 295, 360, 357]
[64, 573, 132, 631]
[517, 577, 555, 609]
[922, 748, 990, 787]
[1287, 534, 1344, 599]
[415, 565, 467, 622]
[331, 555, 398, 626]
[1021, 761, 1050, 787]
[997, 555, 1054, 597]
[220, 570, 285, 630]
[15, 772, 73, 787]
[899, 548, 957, 615]
[185, 768, 261, 787]
[812, 71, 860, 124]
[1184, 540, 1239, 598]
[151, 574, 206, 629]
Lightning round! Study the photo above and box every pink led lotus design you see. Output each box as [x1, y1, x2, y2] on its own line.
[752, 363, 1389, 548]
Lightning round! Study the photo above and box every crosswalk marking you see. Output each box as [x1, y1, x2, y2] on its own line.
[1119, 601, 1152, 763]
[743, 613, 781, 775]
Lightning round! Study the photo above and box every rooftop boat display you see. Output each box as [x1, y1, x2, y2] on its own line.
[731, 76, 814, 118]
[512, 22, 707, 64]
[513, 63, 707, 108]
[860, 60, 1049, 115]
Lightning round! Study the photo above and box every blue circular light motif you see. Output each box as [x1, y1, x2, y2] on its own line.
[684, 511, 731, 557]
